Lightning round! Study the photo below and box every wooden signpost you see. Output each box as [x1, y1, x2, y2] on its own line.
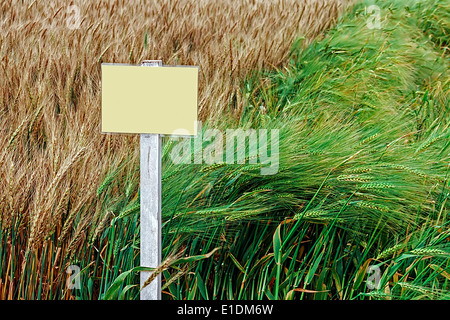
[101, 60, 198, 300]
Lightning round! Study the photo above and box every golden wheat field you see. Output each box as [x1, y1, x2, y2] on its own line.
[0, 0, 352, 299]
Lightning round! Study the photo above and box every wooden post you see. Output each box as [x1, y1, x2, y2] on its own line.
[140, 59, 162, 300]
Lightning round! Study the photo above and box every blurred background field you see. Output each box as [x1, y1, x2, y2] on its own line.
[0, 0, 449, 300]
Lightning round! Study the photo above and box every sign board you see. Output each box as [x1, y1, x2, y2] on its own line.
[101, 64, 198, 135]
[101, 61, 199, 300]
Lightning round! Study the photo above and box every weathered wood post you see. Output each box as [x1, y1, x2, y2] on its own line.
[140, 60, 163, 300]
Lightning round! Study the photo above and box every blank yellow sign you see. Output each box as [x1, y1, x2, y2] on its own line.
[101, 64, 198, 135]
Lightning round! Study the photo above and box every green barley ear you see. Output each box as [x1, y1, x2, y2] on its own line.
[376, 243, 407, 260]
[360, 182, 395, 190]
[193, 207, 229, 215]
[117, 202, 140, 220]
[355, 201, 389, 212]
[337, 174, 374, 182]
[344, 167, 372, 174]
[273, 193, 295, 198]
[409, 247, 449, 257]
[380, 163, 430, 179]
[97, 173, 116, 196]
[225, 209, 266, 221]
[200, 163, 226, 173]
[97, 161, 128, 196]
[298, 209, 328, 219]
[397, 282, 440, 298]
[358, 133, 380, 146]
[362, 291, 391, 300]
[415, 134, 445, 154]
[162, 166, 182, 182]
